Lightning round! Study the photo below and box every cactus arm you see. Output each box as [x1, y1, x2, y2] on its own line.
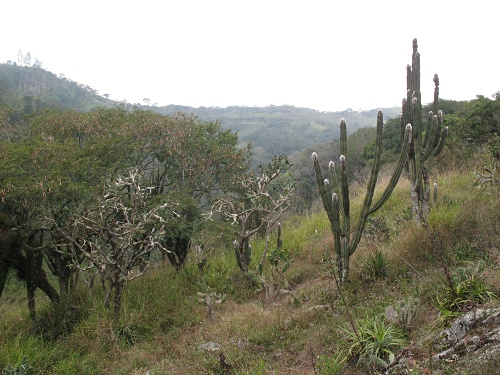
[340, 118, 348, 158]
[433, 74, 440, 115]
[328, 161, 340, 195]
[433, 109, 442, 149]
[404, 65, 412, 127]
[434, 111, 447, 156]
[422, 114, 438, 162]
[369, 123, 412, 215]
[312, 153, 334, 221]
[328, 160, 343, 214]
[348, 110, 384, 255]
[339, 119, 349, 218]
[434, 127, 448, 157]
[312, 153, 344, 236]
[332, 193, 342, 270]
[422, 111, 433, 150]
[339, 155, 350, 237]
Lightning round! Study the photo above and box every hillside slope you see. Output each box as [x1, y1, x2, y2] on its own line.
[0, 64, 115, 112]
[156, 105, 401, 163]
[0, 62, 400, 163]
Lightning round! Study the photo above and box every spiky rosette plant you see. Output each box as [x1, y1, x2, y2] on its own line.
[313, 111, 412, 281]
[402, 38, 448, 223]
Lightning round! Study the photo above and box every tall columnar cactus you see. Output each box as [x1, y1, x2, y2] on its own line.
[276, 222, 283, 250]
[402, 38, 448, 223]
[313, 111, 412, 280]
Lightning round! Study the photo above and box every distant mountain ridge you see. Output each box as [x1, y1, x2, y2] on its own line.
[0, 63, 401, 163]
[155, 104, 401, 164]
[0, 63, 115, 112]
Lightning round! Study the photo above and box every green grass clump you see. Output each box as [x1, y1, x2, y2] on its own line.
[317, 350, 348, 375]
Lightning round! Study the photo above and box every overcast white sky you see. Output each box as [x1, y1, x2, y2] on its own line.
[1, 1, 498, 112]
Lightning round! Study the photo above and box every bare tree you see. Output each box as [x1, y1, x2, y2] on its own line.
[51, 171, 175, 320]
[208, 155, 294, 272]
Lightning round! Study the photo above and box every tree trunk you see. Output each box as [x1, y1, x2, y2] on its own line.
[26, 245, 44, 321]
[114, 281, 124, 321]
[0, 261, 9, 298]
[36, 268, 61, 304]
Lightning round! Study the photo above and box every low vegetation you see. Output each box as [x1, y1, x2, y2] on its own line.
[1, 164, 499, 374]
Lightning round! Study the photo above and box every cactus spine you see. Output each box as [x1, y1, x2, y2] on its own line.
[313, 111, 411, 281]
[402, 39, 448, 223]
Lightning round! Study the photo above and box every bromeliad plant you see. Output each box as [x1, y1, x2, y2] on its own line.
[434, 267, 496, 319]
[312, 111, 411, 281]
[343, 315, 407, 370]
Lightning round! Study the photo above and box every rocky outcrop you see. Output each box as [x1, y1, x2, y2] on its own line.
[433, 307, 500, 361]
[387, 306, 500, 374]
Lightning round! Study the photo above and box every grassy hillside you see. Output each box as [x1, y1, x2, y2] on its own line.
[1, 156, 499, 374]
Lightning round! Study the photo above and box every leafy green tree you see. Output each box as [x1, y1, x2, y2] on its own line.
[0, 139, 66, 319]
[447, 93, 500, 156]
[0, 106, 250, 317]
[125, 111, 251, 268]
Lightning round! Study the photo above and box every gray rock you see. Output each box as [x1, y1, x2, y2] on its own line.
[198, 341, 221, 352]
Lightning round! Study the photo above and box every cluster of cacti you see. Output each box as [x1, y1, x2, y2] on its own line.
[313, 111, 412, 280]
[402, 39, 448, 222]
[267, 223, 293, 274]
[257, 222, 295, 304]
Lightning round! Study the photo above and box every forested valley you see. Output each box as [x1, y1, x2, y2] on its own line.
[1, 45, 499, 374]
